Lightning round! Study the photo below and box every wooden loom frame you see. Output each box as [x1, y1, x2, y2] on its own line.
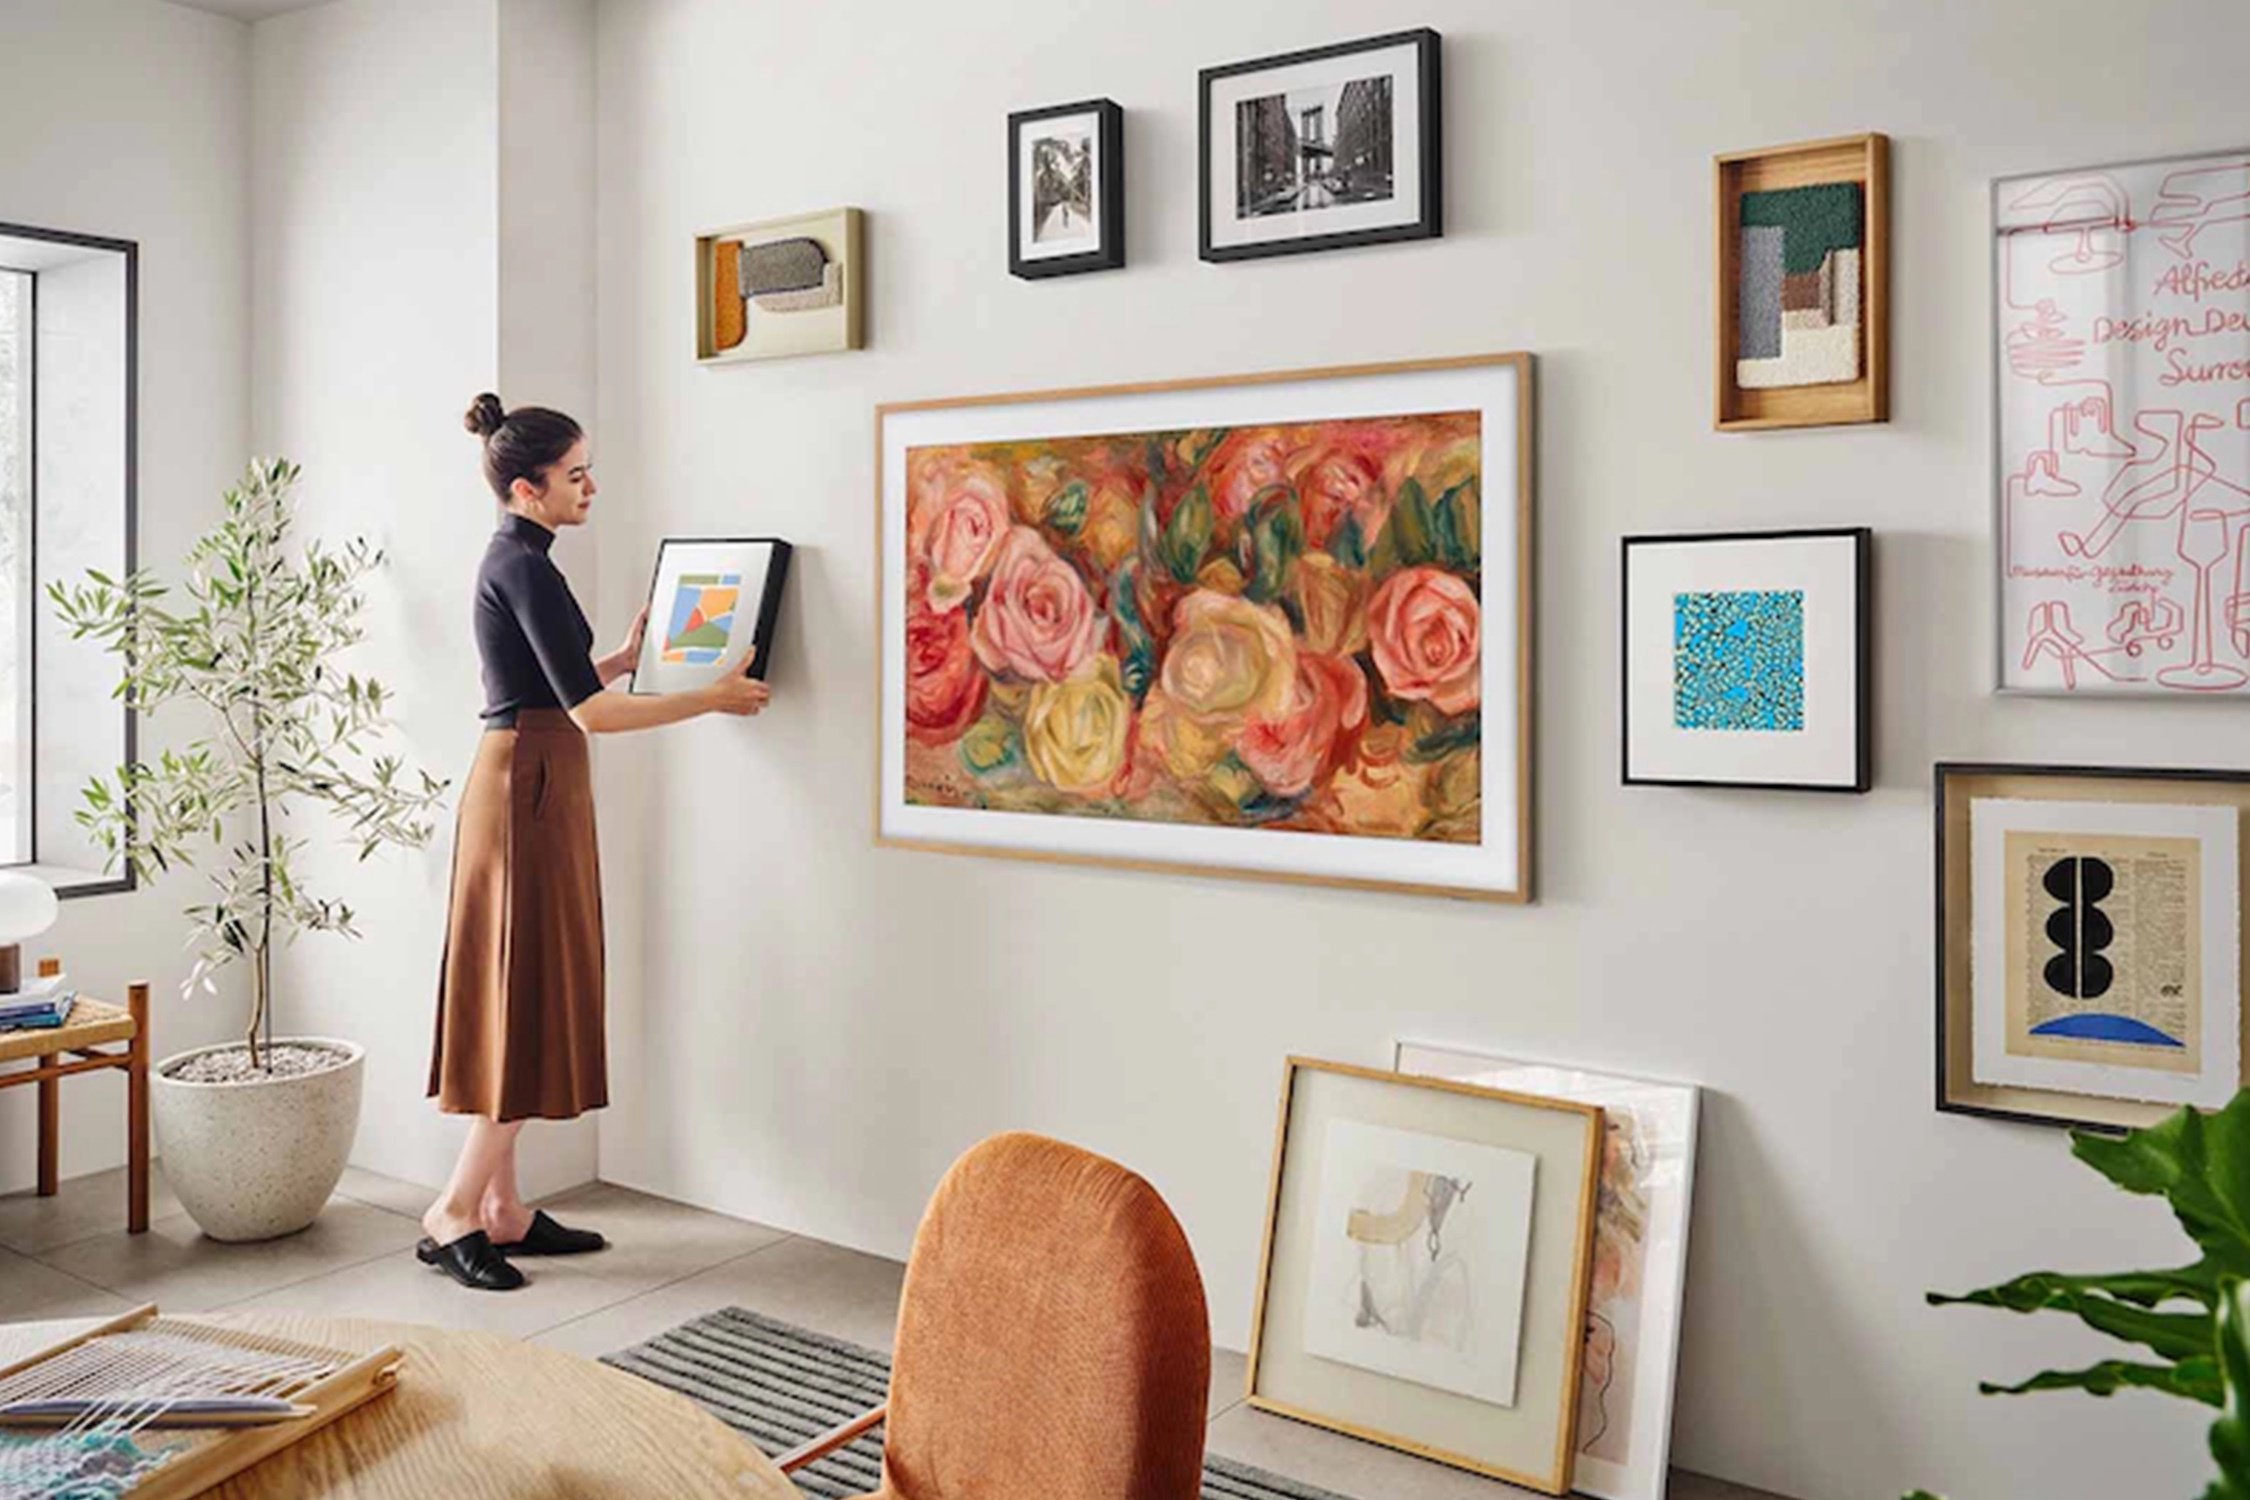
[0, 1305, 401, 1499]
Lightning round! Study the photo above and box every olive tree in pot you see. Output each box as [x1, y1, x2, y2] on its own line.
[51, 459, 445, 1242]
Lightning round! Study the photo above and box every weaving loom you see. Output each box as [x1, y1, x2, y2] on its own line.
[0, 1307, 398, 1500]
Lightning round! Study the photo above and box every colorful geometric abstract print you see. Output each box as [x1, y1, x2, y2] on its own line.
[662, 572, 741, 664]
[1737, 183, 1863, 389]
[1672, 590, 1805, 733]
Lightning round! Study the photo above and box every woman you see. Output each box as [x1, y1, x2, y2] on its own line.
[418, 393, 770, 1291]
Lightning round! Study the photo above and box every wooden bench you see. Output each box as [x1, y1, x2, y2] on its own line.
[0, 962, 150, 1233]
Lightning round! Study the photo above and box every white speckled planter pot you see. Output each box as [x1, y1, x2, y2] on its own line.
[152, 1038, 364, 1243]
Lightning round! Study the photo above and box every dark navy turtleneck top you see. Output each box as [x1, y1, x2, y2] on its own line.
[474, 513, 603, 727]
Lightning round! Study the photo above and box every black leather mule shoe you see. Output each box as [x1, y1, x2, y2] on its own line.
[492, 1210, 608, 1257]
[415, 1230, 527, 1290]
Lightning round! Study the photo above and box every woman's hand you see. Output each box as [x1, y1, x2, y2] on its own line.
[699, 648, 771, 717]
[571, 646, 770, 734]
[594, 607, 651, 686]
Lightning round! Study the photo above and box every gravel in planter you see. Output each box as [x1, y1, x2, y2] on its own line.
[165, 1042, 354, 1084]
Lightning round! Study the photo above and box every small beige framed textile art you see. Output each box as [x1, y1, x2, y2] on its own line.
[1246, 1057, 1603, 1494]
[695, 208, 864, 363]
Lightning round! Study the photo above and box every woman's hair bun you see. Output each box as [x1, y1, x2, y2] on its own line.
[463, 392, 507, 439]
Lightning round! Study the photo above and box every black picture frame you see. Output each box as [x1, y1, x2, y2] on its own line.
[1199, 28, 1442, 264]
[1934, 761, 2250, 1134]
[1620, 527, 1873, 794]
[1008, 99, 1124, 280]
[628, 536, 793, 694]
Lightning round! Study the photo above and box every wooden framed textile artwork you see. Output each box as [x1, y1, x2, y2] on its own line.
[1715, 133, 1890, 431]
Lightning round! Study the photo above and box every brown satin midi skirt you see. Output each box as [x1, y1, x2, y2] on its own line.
[428, 709, 607, 1122]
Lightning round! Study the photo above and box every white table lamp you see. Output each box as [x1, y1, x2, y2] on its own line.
[0, 871, 59, 992]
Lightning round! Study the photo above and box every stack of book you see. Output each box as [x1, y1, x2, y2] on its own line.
[0, 974, 75, 1033]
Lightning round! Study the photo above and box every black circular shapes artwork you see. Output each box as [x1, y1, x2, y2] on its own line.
[2043, 855, 2117, 1000]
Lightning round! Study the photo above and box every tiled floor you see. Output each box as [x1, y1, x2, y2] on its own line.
[0, 1165, 1782, 1500]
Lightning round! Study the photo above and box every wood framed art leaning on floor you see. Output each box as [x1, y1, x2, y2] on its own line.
[418, 393, 775, 1293]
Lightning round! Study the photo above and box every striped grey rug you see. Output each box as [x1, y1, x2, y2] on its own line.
[602, 1305, 1355, 1500]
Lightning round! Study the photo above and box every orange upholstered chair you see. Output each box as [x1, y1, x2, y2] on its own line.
[780, 1131, 1211, 1499]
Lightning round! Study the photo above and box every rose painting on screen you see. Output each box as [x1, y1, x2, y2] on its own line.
[900, 411, 1483, 842]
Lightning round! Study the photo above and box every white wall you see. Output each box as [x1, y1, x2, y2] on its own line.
[251, 0, 604, 1201]
[497, 0, 601, 1195]
[0, 0, 249, 1191]
[591, 3, 2250, 1497]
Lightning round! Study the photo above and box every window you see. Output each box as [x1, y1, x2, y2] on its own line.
[0, 269, 29, 865]
[0, 223, 136, 898]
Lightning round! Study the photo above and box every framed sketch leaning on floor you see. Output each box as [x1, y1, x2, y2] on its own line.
[1397, 1044, 1700, 1500]
[1246, 1057, 1602, 1494]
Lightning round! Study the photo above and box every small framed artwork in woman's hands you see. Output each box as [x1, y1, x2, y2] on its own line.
[630, 537, 793, 694]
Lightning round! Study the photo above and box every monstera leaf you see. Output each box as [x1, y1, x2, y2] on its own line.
[2072, 1098, 2250, 1283]
[2206, 1281, 2250, 1500]
[1930, 1096, 2250, 1393]
[1915, 1092, 2250, 1498]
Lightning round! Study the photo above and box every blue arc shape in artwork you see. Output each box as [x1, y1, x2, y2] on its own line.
[2028, 1013, 2186, 1047]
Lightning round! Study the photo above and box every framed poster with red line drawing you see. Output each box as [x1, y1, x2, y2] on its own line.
[1995, 147, 2250, 695]
[875, 354, 1533, 902]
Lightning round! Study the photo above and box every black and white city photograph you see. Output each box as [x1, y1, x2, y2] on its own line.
[1008, 98, 1125, 278]
[1234, 74, 1394, 219]
[1200, 28, 1441, 262]
[1031, 129, 1093, 244]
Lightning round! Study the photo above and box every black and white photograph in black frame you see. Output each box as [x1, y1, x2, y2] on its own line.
[1621, 528, 1872, 793]
[1008, 99, 1123, 279]
[1199, 28, 1440, 263]
[629, 536, 792, 695]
